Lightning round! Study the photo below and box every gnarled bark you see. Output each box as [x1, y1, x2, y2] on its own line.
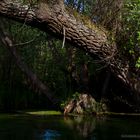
[0, 0, 116, 59]
[0, 0, 139, 101]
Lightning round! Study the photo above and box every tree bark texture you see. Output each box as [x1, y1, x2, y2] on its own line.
[0, 0, 139, 95]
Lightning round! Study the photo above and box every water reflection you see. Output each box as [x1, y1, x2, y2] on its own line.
[42, 130, 61, 140]
[0, 114, 140, 140]
[64, 116, 96, 138]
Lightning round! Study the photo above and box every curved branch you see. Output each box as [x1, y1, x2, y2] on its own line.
[0, 0, 139, 95]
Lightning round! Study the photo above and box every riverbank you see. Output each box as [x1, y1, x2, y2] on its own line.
[1, 110, 140, 118]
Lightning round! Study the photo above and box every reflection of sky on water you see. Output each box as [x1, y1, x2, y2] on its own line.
[42, 130, 61, 140]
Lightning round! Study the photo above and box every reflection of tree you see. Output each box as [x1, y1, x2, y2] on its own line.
[64, 116, 96, 138]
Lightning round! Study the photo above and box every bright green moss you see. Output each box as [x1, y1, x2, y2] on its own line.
[24, 110, 62, 115]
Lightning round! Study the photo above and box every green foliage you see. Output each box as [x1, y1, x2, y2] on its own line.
[116, 0, 140, 68]
[125, 1, 140, 42]
[1, 20, 91, 110]
[60, 91, 80, 109]
[135, 57, 140, 68]
[72, 92, 80, 100]
[0, 0, 139, 112]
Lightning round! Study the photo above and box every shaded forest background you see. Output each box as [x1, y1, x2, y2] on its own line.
[0, 0, 140, 112]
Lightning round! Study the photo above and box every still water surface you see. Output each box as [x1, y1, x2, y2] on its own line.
[0, 114, 140, 140]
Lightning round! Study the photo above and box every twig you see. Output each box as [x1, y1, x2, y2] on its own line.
[13, 36, 37, 47]
[62, 25, 66, 48]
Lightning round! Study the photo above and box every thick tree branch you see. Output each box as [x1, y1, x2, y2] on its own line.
[0, 0, 116, 60]
[0, 0, 139, 95]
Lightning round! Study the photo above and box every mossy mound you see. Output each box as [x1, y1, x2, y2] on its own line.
[64, 93, 108, 115]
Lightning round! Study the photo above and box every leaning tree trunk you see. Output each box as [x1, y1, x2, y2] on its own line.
[0, 0, 139, 98]
[0, 20, 60, 108]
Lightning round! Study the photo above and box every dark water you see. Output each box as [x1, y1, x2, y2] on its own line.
[0, 114, 140, 140]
